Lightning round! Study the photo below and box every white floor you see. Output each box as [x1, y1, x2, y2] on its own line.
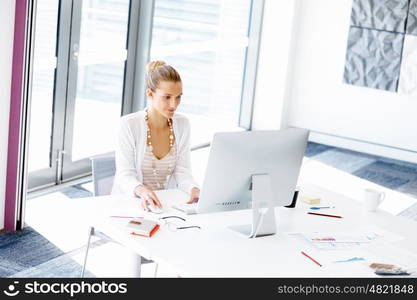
[25, 152, 417, 277]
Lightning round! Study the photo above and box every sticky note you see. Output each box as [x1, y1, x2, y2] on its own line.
[299, 194, 320, 204]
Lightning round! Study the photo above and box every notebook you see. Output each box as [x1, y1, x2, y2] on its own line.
[126, 218, 160, 237]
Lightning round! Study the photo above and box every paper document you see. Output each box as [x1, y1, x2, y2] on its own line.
[303, 233, 371, 243]
[356, 226, 404, 243]
[286, 227, 404, 251]
[398, 202, 417, 222]
[311, 242, 364, 250]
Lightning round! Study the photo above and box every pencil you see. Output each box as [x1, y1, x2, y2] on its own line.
[307, 212, 342, 218]
[301, 251, 322, 267]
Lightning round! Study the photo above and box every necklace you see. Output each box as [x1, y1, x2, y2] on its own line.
[144, 109, 175, 189]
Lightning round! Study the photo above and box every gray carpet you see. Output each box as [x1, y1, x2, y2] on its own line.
[311, 148, 377, 173]
[0, 227, 92, 278]
[9, 254, 94, 278]
[353, 161, 417, 189]
[306, 142, 417, 198]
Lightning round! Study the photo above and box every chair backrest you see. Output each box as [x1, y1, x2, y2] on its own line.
[91, 153, 116, 196]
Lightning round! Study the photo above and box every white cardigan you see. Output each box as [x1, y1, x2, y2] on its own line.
[111, 110, 199, 196]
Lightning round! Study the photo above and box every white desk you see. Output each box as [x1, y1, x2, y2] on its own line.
[86, 185, 417, 277]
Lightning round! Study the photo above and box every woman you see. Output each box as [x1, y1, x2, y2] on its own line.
[112, 61, 200, 211]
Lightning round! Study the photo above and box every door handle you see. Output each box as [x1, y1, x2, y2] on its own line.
[72, 43, 79, 60]
[56, 150, 66, 184]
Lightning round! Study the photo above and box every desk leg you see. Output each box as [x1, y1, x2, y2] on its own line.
[128, 251, 142, 277]
[81, 226, 94, 278]
[81, 227, 144, 277]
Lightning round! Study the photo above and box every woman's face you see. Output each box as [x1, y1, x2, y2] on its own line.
[147, 80, 182, 119]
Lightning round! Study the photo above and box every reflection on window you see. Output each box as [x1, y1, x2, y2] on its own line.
[76, 0, 129, 104]
[28, 0, 59, 172]
[71, 0, 130, 161]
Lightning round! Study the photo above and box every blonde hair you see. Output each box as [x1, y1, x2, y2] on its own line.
[145, 60, 181, 91]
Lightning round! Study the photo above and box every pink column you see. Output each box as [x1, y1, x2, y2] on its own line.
[4, 0, 28, 232]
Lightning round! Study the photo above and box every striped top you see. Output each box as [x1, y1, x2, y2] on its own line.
[142, 144, 177, 190]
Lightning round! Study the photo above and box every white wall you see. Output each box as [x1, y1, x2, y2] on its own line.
[289, 0, 417, 160]
[254, 0, 417, 163]
[0, 0, 16, 230]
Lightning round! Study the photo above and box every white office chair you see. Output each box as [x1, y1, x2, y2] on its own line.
[91, 153, 116, 196]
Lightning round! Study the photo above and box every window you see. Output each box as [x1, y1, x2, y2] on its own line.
[28, 0, 131, 190]
[26, 0, 262, 190]
[150, 0, 257, 144]
[71, 0, 130, 161]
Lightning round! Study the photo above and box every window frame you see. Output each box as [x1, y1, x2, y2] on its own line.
[122, 0, 155, 115]
[239, 0, 265, 130]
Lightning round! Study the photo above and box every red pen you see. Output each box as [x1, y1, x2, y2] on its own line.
[307, 212, 342, 218]
[301, 251, 322, 267]
[110, 216, 143, 219]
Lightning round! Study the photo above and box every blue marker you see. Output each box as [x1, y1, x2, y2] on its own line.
[310, 206, 335, 210]
[334, 257, 365, 263]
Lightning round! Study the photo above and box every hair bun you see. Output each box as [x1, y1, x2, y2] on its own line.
[146, 60, 166, 73]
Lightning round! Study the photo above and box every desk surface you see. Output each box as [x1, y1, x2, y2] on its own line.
[90, 184, 417, 277]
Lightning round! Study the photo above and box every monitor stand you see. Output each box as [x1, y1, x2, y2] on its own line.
[228, 174, 277, 238]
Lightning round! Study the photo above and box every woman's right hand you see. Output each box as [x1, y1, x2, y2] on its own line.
[134, 184, 162, 211]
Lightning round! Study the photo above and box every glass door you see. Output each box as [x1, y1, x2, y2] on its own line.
[62, 0, 130, 181]
[27, 0, 131, 190]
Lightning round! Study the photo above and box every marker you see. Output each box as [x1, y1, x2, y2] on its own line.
[301, 251, 322, 267]
[307, 212, 342, 218]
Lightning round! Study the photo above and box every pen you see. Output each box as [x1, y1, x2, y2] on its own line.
[301, 251, 322, 267]
[307, 212, 342, 218]
[309, 206, 335, 210]
[110, 216, 143, 219]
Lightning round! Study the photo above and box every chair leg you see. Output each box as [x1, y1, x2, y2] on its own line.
[154, 263, 159, 277]
[81, 226, 95, 278]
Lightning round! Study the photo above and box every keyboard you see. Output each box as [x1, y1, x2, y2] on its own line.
[172, 202, 198, 215]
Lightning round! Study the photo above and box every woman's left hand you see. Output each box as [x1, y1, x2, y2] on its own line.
[187, 187, 200, 204]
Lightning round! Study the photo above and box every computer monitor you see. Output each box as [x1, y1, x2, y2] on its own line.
[196, 128, 309, 238]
